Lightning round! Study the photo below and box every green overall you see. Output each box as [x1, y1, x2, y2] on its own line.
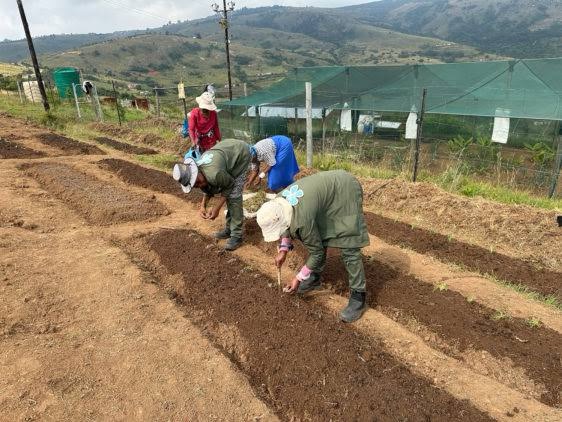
[198, 139, 251, 238]
[283, 170, 369, 292]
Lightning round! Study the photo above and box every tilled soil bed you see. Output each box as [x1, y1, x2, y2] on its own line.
[98, 158, 203, 205]
[244, 220, 562, 407]
[364, 212, 562, 300]
[125, 228, 493, 421]
[21, 162, 168, 225]
[36, 133, 105, 155]
[94, 137, 157, 155]
[0, 137, 46, 159]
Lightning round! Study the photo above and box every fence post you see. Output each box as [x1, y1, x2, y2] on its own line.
[412, 88, 427, 182]
[244, 83, 250, 133]
[154, 87, 160, 117]
[16, 81, 24, 103]
[548, 124, 562, 198]
[92, 84, 103, 122]
[306, 81, 313, 168]
[112, 80, 122, 126]
[72, 83, 81, 119]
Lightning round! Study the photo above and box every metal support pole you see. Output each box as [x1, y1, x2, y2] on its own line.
[306, 81, 313, 168]
[413, 88, 427, 182]
[548, 124, 562, 198]
[72, 83, 82, 119]
[294, 107, 298, 140]
[16, 0, 49, 112]
[112, 80, 122, 126]
[321, 108, 327, 153]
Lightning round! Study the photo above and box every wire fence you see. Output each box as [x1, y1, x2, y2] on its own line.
[1, 71, 560, 198]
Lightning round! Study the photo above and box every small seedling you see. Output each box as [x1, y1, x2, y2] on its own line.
[527, 317, 542, 328]
[447, 234, 453, 242]
[433, 282, 448, 292]
[466, 296, 475, 303]
[491, 310, 509, 321]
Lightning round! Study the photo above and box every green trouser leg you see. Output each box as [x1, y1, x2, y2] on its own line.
[226, 196, 244, 239]
[340, 248, 366, 292]
[309, 247, 327, 283]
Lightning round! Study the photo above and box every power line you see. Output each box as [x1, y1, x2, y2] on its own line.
[99, 0, 180, 23]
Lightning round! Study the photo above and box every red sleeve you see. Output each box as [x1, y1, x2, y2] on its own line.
[189, 108, 198, 142]
[213, 111, 221, 141]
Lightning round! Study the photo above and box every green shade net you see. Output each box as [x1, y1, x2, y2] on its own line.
[222, 59, 562, 120]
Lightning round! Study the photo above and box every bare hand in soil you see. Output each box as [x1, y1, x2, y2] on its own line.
[199, 208, 208, 219]
[283, 277, 300, 294]
[275, 251, 287, 268]
[207, 207, 220, 220]
[253, 178, 262, 187]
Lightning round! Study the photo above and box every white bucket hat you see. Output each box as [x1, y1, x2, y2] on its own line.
[172, 157, 198, 194]
[256, 197, 293, 242]
[196, 91, 217, 111]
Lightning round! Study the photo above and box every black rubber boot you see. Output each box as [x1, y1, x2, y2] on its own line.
[297, 274, 322, 294]
[339, 290, 367, 323]
[224, 236, 243, 251]
[214, 227, 231, 239]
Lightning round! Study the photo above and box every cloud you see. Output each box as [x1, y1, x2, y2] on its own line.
[0, 0, 369, 40]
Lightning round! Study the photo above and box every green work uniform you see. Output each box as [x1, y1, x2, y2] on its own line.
[282, 170, 369, 292]
[198, 139, 251, 238]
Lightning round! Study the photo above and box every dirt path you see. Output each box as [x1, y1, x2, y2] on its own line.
[0, 164, 275, 421]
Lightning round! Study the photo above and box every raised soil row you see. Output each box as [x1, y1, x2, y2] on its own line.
[243, 220, 562, 407]
[96, 159, 562, 407]
[124, 228, 493, 421]
[0, 137, 46, 159]
[94, 137, 157, 155]
[37, 133, 105, 156]
[364, 212, 562, 301]
[100, 159, 561, 301]
[21, 162, 168, 225]
[98, 158, 203, 204]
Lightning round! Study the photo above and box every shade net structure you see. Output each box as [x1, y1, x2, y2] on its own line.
[223, 59, 562, 119]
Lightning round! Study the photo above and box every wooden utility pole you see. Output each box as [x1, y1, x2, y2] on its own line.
[412, 88, 427, 182]
[16, 0, 49, 111]
[212, 1, 234, 100]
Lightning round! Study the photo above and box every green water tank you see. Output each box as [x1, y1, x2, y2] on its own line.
[53, 67, 81, 99]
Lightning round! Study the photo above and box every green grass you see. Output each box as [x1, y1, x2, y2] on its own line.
[491, 309, 510, 321]
[135, 153, 179, 171]
[526, 317, 542, 328]
[294, 148, 561, 211]
[455, 179, 562, 210]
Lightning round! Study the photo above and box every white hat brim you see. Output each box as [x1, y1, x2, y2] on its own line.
[196, 95, 217, 111]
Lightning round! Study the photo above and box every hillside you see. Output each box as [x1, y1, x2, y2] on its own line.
[29, 5, 492, 93]
[342, 0, 562, 57]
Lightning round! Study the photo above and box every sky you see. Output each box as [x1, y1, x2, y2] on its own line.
[1, 0, 371, 40]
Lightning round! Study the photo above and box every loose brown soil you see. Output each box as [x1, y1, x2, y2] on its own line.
[126, 228, 493, 421]
[0, 137, 46, 159]
[361, 178, 561, 271]
[94, 137, 157, 155]
[244, 220, 562, 407]
[98, 158, 203, 204]
[36, 133, 105, 155]
[21, 162, 168, 225]
[364, 211, 562, 300]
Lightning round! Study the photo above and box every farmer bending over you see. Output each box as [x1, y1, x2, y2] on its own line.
[188, 91, 221, 153]
[246, 135, 300, 192]
[173, 139, 252, 251]
[256, 170, 370, 323]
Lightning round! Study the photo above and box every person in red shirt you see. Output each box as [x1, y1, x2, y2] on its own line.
[189, 91, 221, 152]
